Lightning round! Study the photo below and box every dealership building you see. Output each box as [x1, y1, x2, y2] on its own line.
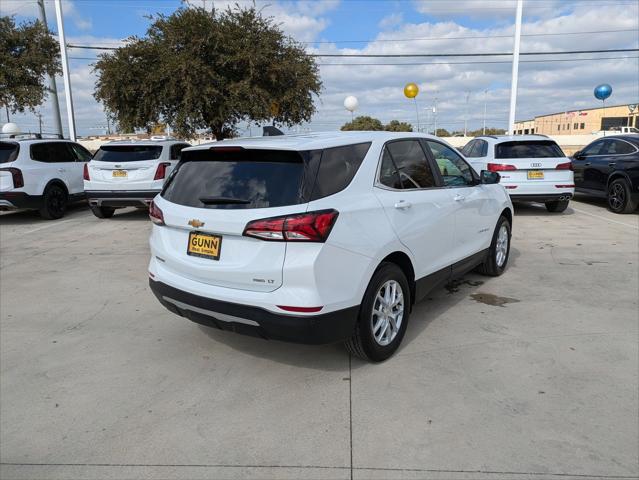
[514, 103, 639, 135]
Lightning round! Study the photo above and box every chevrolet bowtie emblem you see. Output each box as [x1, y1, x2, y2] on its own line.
[188, 219, 205, 228]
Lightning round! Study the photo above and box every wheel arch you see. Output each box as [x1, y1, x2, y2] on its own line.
[500, 207, 513, 227]
[43, 178, 69, 196]
[607, 171, 632, 188]
[378, 251, 416, 306]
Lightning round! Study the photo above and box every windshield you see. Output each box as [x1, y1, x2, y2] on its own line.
[495, 141, 565, 159]
[0, 142, 19, 164]
[94, 145, 163, 162]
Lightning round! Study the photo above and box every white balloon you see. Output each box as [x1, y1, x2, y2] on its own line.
[344, 96, 359, 112]
[1, 123, 21, 135]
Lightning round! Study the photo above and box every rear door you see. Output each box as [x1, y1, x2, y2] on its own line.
[90, 145, 164, 188]
[425, 140, 496, 263]
[156, 147, 316, 292]
[30, 142, 77, 193]
[373, 139, 456, 278]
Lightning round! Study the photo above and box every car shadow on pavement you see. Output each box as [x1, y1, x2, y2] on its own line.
[0, 202, 88, 225]
[512, 202, 575, 216]
[572, 193, 639, 215]
[107, 207, 151, 221]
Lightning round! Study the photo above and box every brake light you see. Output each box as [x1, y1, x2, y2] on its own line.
[154, 162, 171, 180]
[555, 161, 573, 170]
[0, 168, 24, 188]
[83, 163, 90, 181]
[243, 209, 339, 242]
[149, 200, 165, 225]
[487, 163, 517, 172]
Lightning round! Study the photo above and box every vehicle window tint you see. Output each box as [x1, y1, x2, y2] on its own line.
[460, 140, 475, 157]
[427, 140, 474, 187]
[379, 148, 402, 189]
[604, 140, 635, 155]
[69, 143, 92, 162]
[0, 142, 19, 164]
[170, 143, 190, 160]
[382, 140, 435, 189]
[495, 141, 564, 158]
[94, 145, 163, 162]
[581, 140, 605, 156]
[162, 148, 309, 209]
[30, 142, 74, 163]
[310, 142, 371, 200]
[464, 139, 488, 158]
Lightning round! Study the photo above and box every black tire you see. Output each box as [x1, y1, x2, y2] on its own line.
[545, 200, 569, 213]
[345, 263, 411, 362]
[476, 215, 511, 277]
[90, 205, 116, 218]
[38, 184, 67, 220]
[607, 178, 638, 214]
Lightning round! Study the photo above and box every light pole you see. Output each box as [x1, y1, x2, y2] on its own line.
[37, 0, 63, 137]
[464, 91, 470, 137]
[483, 89, 488, 135]
[54, 0, 76, 140]
[508, 0, 523, 135]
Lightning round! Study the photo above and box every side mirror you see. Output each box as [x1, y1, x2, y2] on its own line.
[480, 170, 500, 184]
[573, 150, 584, 160]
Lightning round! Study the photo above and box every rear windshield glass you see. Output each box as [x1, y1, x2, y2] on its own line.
[495, 141, 564, 159]
[0, 142, 19, 164]
[162, 148, 309, 209]
[94, 145, 162, 162]
[162, 143, 371, 209]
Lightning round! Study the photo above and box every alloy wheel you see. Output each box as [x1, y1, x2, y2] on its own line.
[371, 280, 404, 346]
[609, 182, 626, 211]
[495, 224, 509, 267]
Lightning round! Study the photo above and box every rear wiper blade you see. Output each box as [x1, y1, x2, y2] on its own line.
[199, 196, 251, 205]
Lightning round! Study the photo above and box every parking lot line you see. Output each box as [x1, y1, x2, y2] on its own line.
[571, 207, 639, 230]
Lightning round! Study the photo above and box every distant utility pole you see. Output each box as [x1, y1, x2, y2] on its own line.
[54, 0, 76, 141]
[37, 112, 43, 134]
[433, 97, 438, 135]
[37, 0, 63, 137]
[483, 89, 488, 135]
[464, 91, 470, 137]
[508, 0, 523, 135]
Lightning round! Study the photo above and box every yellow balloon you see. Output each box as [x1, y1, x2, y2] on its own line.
[404, 83, 419, 99]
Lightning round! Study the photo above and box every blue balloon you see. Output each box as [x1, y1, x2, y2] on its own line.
[594, 84, 612, 100]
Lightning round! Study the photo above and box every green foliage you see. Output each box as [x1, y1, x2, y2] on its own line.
[0, 16, 61, 114]
[467, 127, 507, 136]
[341, 116, 384, 131]
[384, 120, 413, 132]
[435, 128, 451, 137]
[94, 6, 321, 139]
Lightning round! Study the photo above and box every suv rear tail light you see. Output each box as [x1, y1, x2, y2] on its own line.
[149, 200, 165, 225]
[154, 162, 171, 180]
[243, 209, 339, 242]
[83, 163, 90, 181]
[0, 168, 24, 188]
[555, 161, 573, 170]
[487, 163, 517, 172]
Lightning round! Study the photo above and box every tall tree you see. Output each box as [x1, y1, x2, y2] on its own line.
[0, 16, 61, 116]
[384, 120, 413, 132]
[94, 6, 321, 139]
[341, 116, 384, 131]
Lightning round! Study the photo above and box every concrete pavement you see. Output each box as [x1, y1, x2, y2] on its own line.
[1, 197, 637, 480]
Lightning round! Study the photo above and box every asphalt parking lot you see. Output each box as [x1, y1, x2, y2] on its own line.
[1, 196, 637, 480]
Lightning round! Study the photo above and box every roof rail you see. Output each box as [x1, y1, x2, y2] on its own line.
[476, 135, 498, 139]
[1, 132, 64, 140]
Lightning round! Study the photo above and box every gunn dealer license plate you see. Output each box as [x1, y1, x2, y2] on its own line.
[527, 170, 544, 180]
[187, 231, 222, 260]
[112, 170, 128, 178]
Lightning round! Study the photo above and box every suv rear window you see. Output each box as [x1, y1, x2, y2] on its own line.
[94, 145, 163, 162]
[495, 141, 564, 159]
[162, 143, 371, 209]
[0, 142, 19, 164]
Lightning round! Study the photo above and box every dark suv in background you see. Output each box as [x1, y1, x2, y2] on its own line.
[572, 135, 639, 214]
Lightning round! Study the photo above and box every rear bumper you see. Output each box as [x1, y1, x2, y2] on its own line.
[86, 190, 159, 208]
[0, 192, 42, 210]
[509, 193, 573, 202]
[149, 279, 359, 345]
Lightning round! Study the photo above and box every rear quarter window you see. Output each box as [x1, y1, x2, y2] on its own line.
[0, 142, 19, 164]
[495, 141, 565, 159]
[309, 142, 371, 200]
[94, 145, 163, 162]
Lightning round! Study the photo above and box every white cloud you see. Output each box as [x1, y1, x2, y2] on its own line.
[1, 0, 92, 31]
[379, 12, 404, 30]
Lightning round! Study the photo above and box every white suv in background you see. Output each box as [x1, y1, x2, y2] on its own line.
[462, 135, 574, 212]
[84, 137, 190, 218]
[148, 132, 513, 362]
[0, 135, 91, 219]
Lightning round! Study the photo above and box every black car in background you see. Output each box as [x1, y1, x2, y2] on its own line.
[572, 135, 639, 214]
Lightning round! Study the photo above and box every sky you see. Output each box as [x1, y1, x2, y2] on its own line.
[2, 0, 639, 137]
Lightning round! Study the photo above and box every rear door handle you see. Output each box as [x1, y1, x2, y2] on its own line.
[394, 200, 411, 209]
[584, 162, 591, 166]
[58, 168, 66, 172]
[608, 162, 616, 167]
[454, 194, 466, 202]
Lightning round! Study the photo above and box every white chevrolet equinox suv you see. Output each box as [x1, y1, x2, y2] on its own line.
[84, 137, 190, 218]
[148, 132, 514, 361]
[462, 135, 574, 212]
[0, 136, 91, 219]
